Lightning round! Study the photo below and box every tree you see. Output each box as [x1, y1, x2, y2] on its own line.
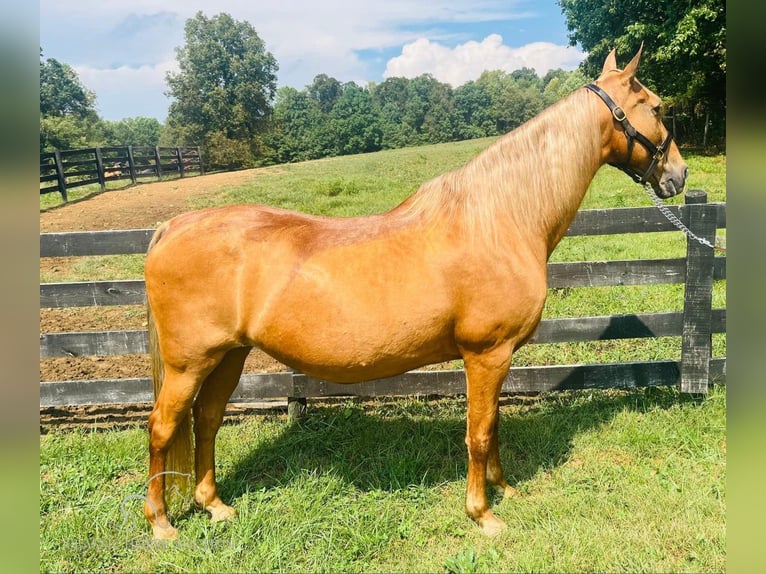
[542, 68, 590, 107]
[371, 77, 413, 149]
[105, 117, 162, 146]
[558, 0, 725, 146]
[267, 86, 328, 163]
[39, 50, 105, 151]
[328, 82, 381, 155]
[453, 80, 494, 139]
[476, 70, 543, 135]
[165, 12, 278, 167]
[307, 74, 343, 114]
[408, 75, 456, 144]
[40, 52, 97, 119]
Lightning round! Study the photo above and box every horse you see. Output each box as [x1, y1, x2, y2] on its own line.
[142, 45, 687, 540]
[104, 163, 123, 179]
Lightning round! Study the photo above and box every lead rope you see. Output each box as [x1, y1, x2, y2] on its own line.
[643, 184, 726, 252]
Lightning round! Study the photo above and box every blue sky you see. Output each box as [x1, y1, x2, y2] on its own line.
[39, 1, 586, 122]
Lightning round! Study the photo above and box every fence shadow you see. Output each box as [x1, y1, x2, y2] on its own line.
[215, 387, 694, 505]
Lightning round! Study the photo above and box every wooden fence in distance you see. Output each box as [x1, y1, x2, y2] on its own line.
[40, 190, 726, 419]
[40, 146, 203, 201]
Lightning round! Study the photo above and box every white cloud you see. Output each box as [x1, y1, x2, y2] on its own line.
[384, 35, 586, 85]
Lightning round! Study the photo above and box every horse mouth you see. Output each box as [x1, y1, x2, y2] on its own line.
[654, 181, 679, 199]
[654, 169, 687, 199]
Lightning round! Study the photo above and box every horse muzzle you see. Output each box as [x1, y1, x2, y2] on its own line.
[654, 165, 688, 199]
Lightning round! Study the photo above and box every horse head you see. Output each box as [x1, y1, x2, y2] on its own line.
[589, 44, 688, 199]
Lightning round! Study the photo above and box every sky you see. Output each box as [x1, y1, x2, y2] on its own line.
[39, 1, 586, 123]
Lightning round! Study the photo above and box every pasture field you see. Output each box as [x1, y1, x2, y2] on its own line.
[40, 138, 726, 572]
[41, 388, 725, 573]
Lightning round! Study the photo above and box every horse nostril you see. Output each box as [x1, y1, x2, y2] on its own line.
[683, 167, 689, 181]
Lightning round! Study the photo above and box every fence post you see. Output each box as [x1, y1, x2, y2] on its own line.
[53, 149, 67, 202]
[680, 189, 717, 394]
[94, 147, 106, 191]
[198, 147, 205, 175]
[287, 371, 307, 423]
[126, 146, 138, 184]
[177, 147, 185, 178]
[154, 146, 163, 180]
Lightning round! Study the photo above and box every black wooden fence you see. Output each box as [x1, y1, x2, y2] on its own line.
[40, 190, 726, 419]
[40, 146, 203, 201]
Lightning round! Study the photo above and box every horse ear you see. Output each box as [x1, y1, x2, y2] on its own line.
[601, 48, 618, 75]
[622, 42, 644, 80]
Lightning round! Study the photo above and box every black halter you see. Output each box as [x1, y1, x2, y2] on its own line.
[584, 83, 673, 185]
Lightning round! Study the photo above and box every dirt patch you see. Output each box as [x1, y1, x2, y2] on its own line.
[40, 169, 265, 232]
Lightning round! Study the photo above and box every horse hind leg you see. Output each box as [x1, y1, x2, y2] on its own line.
[145, 363, 217, 540]
[144, 353, 223, 540]
[192, 346, 251, 523]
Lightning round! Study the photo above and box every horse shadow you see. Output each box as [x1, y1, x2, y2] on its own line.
[215, 386, 696, 503]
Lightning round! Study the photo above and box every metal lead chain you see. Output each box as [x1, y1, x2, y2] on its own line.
[643, 184, 723, 251]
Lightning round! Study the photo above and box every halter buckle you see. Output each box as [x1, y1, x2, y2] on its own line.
[612, 107, 627, 122]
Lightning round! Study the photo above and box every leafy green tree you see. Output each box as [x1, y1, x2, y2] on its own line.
[403, 75, 456, 145]
[453, 80, 494, 139]
[371, 77, 413, 149]
[328, 82, 382, 155]
[477, 70, 543, 134]
[307, 74, 343, 114]
[267, 86, 329, 162]
[414, 75, 457, 144]
[510, 67, 543, 91]
[105, 117, 162, 146]
[558, 0, 725, 146]
[542, 68, 591, 106]
[40, 53, 97, 119]
[39, 50, 104, 151]
[165, 12, 278, 167]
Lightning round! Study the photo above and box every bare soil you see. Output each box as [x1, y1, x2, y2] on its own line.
[40, 171, 288, 385]
[40, 170, 264, 232]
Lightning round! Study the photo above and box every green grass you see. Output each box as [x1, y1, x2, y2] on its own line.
[40, 386, 725, 572]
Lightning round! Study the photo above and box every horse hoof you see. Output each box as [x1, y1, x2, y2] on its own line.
[478, 512, 507, 537]
[492, 483, 520, 499]
[209, 503, 237, 523]
[152, 523, 178, 540]
[502, 485, 520, 499]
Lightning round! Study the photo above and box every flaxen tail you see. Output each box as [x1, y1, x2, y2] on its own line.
[146, 222, 193, 505]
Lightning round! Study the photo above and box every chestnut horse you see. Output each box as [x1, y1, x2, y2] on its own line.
[143, 46, 687, 539]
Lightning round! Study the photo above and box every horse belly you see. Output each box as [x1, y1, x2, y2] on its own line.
[245, 257, 459, 382]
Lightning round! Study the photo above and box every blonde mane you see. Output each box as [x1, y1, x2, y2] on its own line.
[394, 88, 602, 251]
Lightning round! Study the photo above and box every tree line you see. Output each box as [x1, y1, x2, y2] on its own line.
[41, 2, 725, 171]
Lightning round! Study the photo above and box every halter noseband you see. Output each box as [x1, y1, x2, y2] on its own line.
[584, 83, 673, 185]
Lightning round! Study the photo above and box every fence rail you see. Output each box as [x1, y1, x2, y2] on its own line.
[39, 191, 726, 414]
[40, 145, 203, 201]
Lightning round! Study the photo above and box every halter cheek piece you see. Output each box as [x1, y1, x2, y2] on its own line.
[584, 83, 673, 185]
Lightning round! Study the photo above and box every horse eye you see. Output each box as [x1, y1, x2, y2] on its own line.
[652, 105, 662, 117]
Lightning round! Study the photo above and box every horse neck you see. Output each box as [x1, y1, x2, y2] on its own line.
[449, 88, 605, 258]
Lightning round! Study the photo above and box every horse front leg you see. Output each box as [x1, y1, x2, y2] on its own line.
[486, 407, 520, 500]
[462, 344, 513, 536]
